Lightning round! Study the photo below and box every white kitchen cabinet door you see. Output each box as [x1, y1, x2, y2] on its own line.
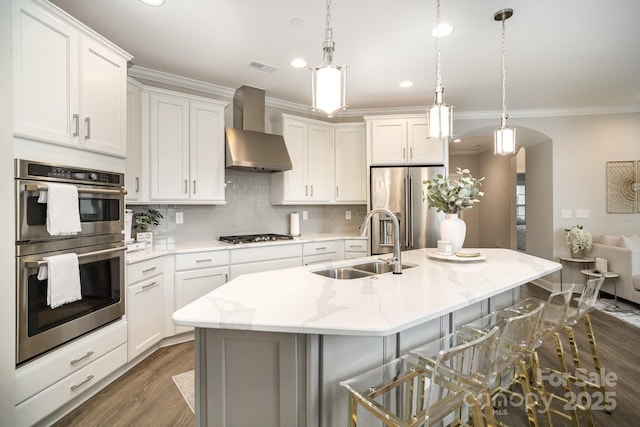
[13, 0, 130, 157]
[13, 0, 80, 147]
[407, 118, 445, 164]
[127, 275, 164, 361]
[369, 119, 406, 164]
[334, 124, 366, 203]
[125, 80, 143, 201]
[271, 114, 333, 204]
[189, 100, 226, 202]
[80, 36, 128, 157]
[174, 266, 229, 333]
[149, 92, 190, 201]
[369, 117, 445, 165]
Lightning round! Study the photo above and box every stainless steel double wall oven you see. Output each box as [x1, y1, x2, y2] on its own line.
[15, 159, 126, 365]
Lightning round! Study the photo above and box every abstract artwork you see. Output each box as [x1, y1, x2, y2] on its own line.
[606, 161, 638, 213]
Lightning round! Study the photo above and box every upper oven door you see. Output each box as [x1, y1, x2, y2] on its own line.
[16, 180, 124, 243]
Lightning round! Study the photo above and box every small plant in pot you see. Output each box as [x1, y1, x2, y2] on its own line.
[133, 209, 163, 232]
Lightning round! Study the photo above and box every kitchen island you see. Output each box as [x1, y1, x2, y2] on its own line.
[173, 248, 561, 427]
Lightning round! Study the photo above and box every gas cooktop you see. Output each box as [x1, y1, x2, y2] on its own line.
[219, 233, 294, 245]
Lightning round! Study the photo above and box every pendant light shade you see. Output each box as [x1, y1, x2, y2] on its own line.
[426, 0, 453, 140]
[494, 8, 516, 156]
[311, 0, 347, 117]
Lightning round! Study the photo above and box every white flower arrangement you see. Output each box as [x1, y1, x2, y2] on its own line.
[423, 168, 485, 214]
[565, 225, 592, 253]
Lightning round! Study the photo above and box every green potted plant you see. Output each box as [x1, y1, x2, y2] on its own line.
[423, 168, 484, 252]
[133, 209, 163, 232]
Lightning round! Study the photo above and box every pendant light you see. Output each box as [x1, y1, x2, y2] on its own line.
[426, 0, 453, 140]
[310, 0, 347, 117]
[494, 8, 516, 156]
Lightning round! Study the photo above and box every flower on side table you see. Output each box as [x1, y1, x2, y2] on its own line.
[423, 168, 485, 214]
[565, 225, 592, 255]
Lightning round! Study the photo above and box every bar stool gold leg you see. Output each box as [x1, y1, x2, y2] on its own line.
[583, 314, 614, 413]
[552, 332, 581, 427]
[348, 394, 358, 427]
[517, 358, 539, 427]
[564, 325, 596, 427]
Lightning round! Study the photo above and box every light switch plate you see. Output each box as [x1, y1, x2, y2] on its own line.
[561, 209, 572, 218]
[176, 212, 184, 224]
[345, 210, 351, 220]
[302, 211, 308, 220]
[576, 209, 590, 218]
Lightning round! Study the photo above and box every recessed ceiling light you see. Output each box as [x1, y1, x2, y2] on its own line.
[290, 58, 308, 69]
[290, 17, 304, 26]
[139, 0, 165, 5]
[399, 81, 414, 88]
[431, 23, 454, 38]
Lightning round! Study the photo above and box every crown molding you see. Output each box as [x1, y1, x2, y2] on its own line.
[128, 66, 640, 119]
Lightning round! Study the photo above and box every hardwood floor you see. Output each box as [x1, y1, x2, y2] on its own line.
[55, 284, 640, 426]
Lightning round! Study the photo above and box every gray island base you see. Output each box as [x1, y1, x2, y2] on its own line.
[173, 248, 561, 426]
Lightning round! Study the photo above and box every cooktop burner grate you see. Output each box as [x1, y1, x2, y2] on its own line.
[219, 233, 294, 244]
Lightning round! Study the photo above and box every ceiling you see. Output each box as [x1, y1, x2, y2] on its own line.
[51, 0, 640, 153]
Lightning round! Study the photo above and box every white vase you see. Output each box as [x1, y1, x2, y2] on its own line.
[440, 213, 466, 253]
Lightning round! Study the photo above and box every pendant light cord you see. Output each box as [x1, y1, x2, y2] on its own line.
[325, 0, 333, 42]
[500, 17, 507, 120]
[435, 0, 442, 90]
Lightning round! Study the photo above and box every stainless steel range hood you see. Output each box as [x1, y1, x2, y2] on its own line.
[225, 86, 292, 172]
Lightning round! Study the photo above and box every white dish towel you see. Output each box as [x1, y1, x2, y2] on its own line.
[37, 183, 82, 236]
[38, 253, 83, 309]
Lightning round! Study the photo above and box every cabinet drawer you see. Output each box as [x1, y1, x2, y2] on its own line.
[345, 251, 368, 260]
[15, 344, 127, 427]
[230, 257, 302, 280]
[344, 239, 367, 252]
[127, 256, 164, 285]
[303, 253, 338, 266]
[175, 250, 229, 271]
[303, 240, 338, 256]
[230, 244, 302, 264]
[15, 320, 127, 404]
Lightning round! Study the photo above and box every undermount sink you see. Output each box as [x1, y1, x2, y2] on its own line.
[312, 267, 373, 280]
[311, 261, 418, 280]
[351, 261, 418, 274]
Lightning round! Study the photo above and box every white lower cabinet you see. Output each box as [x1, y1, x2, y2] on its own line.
[126, 256, 165, 361]
[174, 250, 230, 334]
[343, 238, 368, 259]
[229, 243, 303, 280]
[14, 320, 127, 426]
[303, 240, 339, 265]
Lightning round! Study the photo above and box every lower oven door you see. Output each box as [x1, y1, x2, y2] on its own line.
[16, 179, 124, 243]
[17, 241, 126, 365]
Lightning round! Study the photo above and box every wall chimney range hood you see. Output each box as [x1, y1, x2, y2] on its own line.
[225, 85, 292, 172]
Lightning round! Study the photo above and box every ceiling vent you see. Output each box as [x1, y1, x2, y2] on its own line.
[248, 61, 278, 73]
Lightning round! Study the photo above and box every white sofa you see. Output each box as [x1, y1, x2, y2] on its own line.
[588, 234, 640, 304]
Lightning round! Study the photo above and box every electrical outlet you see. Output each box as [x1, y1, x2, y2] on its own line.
[176, 212, 184, 224]
[302, 210, 308, 220]
[576, 209, 590, 219]
[561, 209, 572, 219]
[345, 210, 351, 220]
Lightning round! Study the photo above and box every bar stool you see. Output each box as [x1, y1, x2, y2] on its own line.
[340, 326, 501, 427]
[537, 276, 610, 427]
[457, 299, 546, 427]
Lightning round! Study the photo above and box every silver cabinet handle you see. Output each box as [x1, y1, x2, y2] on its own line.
[409, 174, 414, 247]
[402, 147, 406, 160]
[305, 185, 308, 196]
[70, 351, 94, 365]
[135, 177, 139, 192]
[84, 117, 91, 139]
[193, 180, 196, 194]
[184, 180, 188, 193]
[409, 146, 413, 160]
[310, 185, 314, 196]
[315, 247, 327, 251]
[141, 281, 158, 290]
[196, 259, 212, 263]
[224, 273, 229, 283]
[72, 114, 79, 137]
[142, 266, 157, 273]
[71, 375, 94, 391]
[336, 186, 339, 198]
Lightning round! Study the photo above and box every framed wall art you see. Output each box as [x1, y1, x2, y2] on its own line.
[606, 160, 638, 213]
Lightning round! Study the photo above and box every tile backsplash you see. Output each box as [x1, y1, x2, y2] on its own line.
[129, 169, 367, 244]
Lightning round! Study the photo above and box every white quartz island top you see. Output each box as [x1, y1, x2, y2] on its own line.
[172, 248, 561, 337]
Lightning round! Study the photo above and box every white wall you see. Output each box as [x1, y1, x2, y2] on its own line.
[0, 0, 16, 423]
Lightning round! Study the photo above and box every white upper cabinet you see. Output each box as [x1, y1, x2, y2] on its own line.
[125, 80, 143, 201]
[147, 88, 227, 204]
[13, 0, 131, 157]
[334, 124, 366, 203]
[366, 116, 445, 165]
[271, 114, 334, 204]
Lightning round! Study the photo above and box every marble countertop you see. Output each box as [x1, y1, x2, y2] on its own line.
[125, 233, 366, 263]
[172, 248, 561, 337]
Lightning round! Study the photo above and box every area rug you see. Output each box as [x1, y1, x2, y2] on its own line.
[595, 297, 640, 329]
[172, 370, 195, 413]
